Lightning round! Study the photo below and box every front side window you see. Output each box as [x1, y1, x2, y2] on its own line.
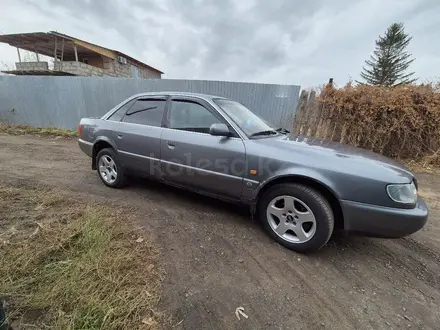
[169, 100, 220, 134]
[214, 99, 274, 137]
[123, 99, 165, 127]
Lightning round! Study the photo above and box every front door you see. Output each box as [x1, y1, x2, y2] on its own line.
[115, 97, 166, 178]
[160, 98, 246, 199]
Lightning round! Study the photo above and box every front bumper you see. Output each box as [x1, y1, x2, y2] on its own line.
[342, 196, 428, 238]
[78, 138, 93, 157]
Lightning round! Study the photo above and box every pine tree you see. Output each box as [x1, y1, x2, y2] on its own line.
[358, 23, 417, 86]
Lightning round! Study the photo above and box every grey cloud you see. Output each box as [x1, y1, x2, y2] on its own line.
[161, 0, 364, 80]
[166, 0, 295, 78]
[2, 0, 440, 86]
[41, 0, 156, 49]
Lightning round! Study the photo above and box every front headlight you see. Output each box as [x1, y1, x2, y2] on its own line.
[386, 182, 417, 204]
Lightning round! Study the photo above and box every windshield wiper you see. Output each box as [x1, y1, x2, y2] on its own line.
[250, 130, 278, 138]
[275, 127, 290, 134]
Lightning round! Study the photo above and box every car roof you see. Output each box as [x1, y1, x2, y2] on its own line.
[132, 91, 227, 101]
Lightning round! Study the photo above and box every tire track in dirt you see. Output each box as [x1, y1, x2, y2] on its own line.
[1, 135, 440, 329]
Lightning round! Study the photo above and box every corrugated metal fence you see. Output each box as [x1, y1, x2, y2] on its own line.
[0, 76, 300, 130]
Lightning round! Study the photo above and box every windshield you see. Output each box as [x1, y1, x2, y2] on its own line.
[213, 99, 275, 137]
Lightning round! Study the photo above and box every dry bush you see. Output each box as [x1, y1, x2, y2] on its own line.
[297, 82, 440, 165]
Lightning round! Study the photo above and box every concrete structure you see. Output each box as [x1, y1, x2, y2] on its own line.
[0, 31, 163, 78]
[16, 61, 49, 71]
[52, 60, 158, 78]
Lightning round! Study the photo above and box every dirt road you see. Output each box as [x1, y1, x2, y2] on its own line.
[1, 134, 439, 330]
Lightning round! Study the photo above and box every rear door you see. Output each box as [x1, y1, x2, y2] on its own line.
[115, 96, 167, 178]
[160, 97, 246, 199]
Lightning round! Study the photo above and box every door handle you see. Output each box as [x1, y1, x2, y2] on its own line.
[167, 141, 176, 149]
[117, 133, 123, 139]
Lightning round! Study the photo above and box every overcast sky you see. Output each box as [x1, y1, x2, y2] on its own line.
[0, 0, 439, 87]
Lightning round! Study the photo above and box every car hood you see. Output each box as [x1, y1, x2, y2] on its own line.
[252, 134, 414, 182]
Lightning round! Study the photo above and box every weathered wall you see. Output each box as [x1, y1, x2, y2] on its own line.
[0, 76, 300, 130]
[53, 59, 161, 79]
[139, 63, 162, 79]
[102, 57, 115, 73]
[113, 60, 131, 77]
[87, 56, 104, 69]
[15, 61, 49, 71]
[54, 61, 108, 76]
[113, 58, 161, 79]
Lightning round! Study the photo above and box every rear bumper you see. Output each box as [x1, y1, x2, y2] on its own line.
[342, 197, 428, 238]
[78, 138, 93, 157]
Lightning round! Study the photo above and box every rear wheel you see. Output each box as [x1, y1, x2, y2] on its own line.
[258, 183, 334, 253]
[96, 148, 126, 188]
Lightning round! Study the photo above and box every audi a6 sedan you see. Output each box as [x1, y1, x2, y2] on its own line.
[78, 92, 428, 253]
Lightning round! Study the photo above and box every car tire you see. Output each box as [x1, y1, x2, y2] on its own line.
[257, 183, 334, 253]
[96, 148, 126, 188]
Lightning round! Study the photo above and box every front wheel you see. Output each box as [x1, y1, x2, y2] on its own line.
[257, 183, 334, 253]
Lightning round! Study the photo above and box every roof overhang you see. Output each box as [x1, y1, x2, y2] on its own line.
[0, 32, 110, 63]
[0, 31, 164, 74]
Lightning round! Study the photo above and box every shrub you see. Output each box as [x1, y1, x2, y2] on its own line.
[294, 83, 440, 164]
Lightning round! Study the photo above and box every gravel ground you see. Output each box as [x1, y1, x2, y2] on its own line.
[1, 134, 439, 330]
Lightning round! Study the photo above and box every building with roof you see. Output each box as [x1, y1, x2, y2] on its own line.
[0, 31, 163, 78]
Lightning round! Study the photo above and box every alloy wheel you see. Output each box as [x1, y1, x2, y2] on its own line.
[98, 155, 118, 184]
[266, 195, 317, 243]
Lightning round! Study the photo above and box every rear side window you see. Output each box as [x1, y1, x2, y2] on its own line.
[123, 99, 166, 127]
[107, 99, 135, 122]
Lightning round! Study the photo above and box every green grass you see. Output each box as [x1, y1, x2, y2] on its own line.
[0, 123, 78, 137]
[0, 186, 162, 329]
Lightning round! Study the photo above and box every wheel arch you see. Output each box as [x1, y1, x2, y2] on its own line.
[92, 137, 117, 170]
[255, 174, 344, 230]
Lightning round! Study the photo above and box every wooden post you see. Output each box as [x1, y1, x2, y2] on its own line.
[292, 90, 307, 134]
[60, 39, 65, 70]
[54, 36, 58, 69]
[73, 43, 78, 62]
[305, 91, 317, 136]
[309, 91, 322, 137]
[34, 47, 40, 62]
[16, 47, 21, 62]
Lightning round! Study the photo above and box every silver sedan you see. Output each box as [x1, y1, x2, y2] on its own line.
[78, 92, 428, 253]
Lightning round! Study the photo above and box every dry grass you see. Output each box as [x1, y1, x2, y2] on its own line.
[0, 123, 77, 138]
[403, 155, 440, 174]
[0, 184, 163, 330]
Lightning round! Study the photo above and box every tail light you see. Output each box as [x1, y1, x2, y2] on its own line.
[78, 124, 82, 137]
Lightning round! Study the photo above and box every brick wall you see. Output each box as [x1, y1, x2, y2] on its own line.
[54, 61, 114, 77]
[140, 65, 161, 78]
[95, 57, 132, 78]
[87, 56, 104, 69]
[102, 57, 114, 72]
[110, 57, 161, 78]
[53, 59, 161, 78]
[16, 62, 49, 71]
[114, 61, 131, 78]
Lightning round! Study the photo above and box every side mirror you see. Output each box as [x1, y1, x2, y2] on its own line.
[209, 123, 231, 137]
